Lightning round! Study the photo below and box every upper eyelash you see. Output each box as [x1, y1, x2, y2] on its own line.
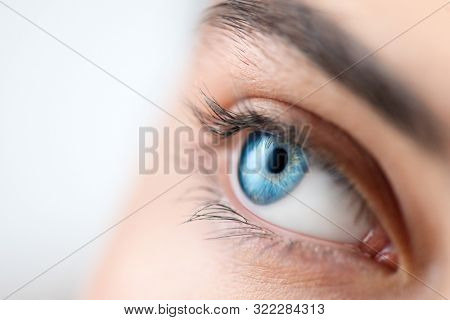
[189, 92, 271, 137]
[189, 92, 309, 146]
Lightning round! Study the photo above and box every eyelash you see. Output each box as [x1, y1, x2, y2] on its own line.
[185, 93, 372, 248]
[187, 199, 276, 240]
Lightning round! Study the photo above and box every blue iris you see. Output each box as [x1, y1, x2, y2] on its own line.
[238, 131, 309, 205]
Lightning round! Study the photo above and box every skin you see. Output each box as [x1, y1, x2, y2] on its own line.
[89, 0, 450, 299]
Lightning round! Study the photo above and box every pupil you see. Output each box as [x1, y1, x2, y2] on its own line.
[267, 147, 288, 174]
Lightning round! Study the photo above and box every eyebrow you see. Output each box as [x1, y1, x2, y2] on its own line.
[204, 0, 443, 151]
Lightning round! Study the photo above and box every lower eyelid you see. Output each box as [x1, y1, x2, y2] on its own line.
[214, 165, 379, 256]
[234, 159, 374, 244]
[216, 133, 396, 268]
[185, 163, 397, 281]
[190, 198, 389, 281]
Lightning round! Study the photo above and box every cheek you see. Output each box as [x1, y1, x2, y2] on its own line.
[90, 200, 225, 297]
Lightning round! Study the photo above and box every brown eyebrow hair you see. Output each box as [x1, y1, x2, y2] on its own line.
[203, 0, 444, 151]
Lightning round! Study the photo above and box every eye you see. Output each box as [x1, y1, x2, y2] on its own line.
[235, 130, 373, 243]
[238, 131, 309, 205]
[191, 96, 401, 268]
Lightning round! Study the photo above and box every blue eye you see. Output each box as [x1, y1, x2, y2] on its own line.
[238, 131, 309, 205]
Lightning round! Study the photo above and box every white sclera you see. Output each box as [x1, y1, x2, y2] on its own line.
[233, 163, 372, 243]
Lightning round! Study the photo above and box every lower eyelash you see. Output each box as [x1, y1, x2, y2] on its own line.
[182, 192, 361, 268]
[185, 199, 276, 241]
[180, 160, 277, 241]
[180, 175, 278, 241]
[181, 181, 373, 270]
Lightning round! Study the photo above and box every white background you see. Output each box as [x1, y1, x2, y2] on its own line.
[0, 0, 205, 299]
